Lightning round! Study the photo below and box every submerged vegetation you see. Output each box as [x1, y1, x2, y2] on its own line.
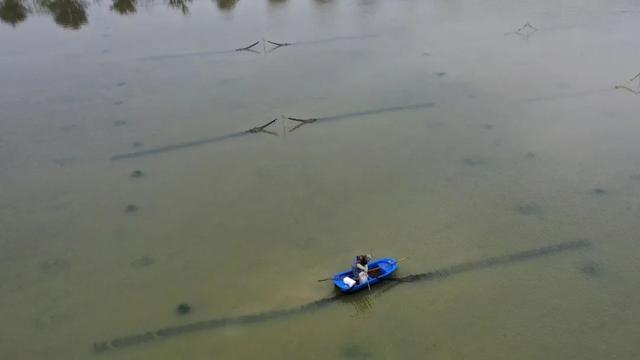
[131, 256, 154, 268]
[176, 303, 191, 315]
[592, 188, 607, 196]
[130, 170, 144, 178]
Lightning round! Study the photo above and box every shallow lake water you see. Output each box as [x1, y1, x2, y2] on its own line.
[1, 0, 640, 359]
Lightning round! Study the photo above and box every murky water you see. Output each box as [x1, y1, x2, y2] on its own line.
[2, 0, 640, 359]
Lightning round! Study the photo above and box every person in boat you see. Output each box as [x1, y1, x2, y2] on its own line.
[352, 254, 373, 284]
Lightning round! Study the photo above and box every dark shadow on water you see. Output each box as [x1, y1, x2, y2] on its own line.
[519, 88, 614, 102]
[592, 188, 607, 196]
[137, 40, 259, 61]
[92, 239, 590, 353]
[110, 119, 277, 161]
[111, 132, 247, 161]
[287, 102, 434, 133]
[318, 103, 434, 122]
[110, 103, 433, 161]
[137, 48, 239, 61]
[278, 34, 380, 47]
[266, 34, 380, 54]
[142, 35, 379, 60]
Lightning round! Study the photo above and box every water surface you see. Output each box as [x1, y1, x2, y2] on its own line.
[1, 0, 640, 359]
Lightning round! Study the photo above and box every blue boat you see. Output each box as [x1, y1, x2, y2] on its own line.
[332, 257, 399, 293]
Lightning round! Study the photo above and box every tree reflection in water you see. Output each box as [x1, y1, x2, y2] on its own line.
[215, 0, 237, 11]
[0, 0, 295, 29]
[110, 0, 136, 15]
[0, 0, 28, 26]
[168, 0, 190, 15]
[0, 0, 90, 28]
[40, 0, 88, 29]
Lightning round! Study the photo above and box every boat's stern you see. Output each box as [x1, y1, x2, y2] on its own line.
[333, 273, 356, 292]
